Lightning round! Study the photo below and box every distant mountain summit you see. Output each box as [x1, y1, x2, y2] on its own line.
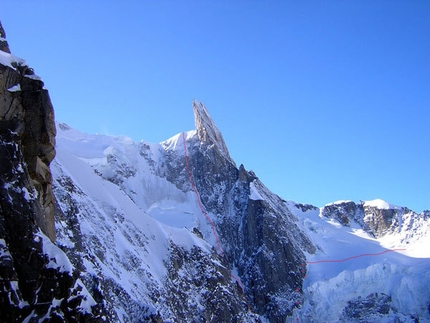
[1, 22, 429, 323]
[321, 199, 429, 243]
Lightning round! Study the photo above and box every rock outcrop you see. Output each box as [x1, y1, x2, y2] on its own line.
[0, 23, 10, 53]
[193, 100, 235, 166]
[361, 201, 405, 238]
[0, 21, 102, 322]
[321, 199, 429, 239]
[340, 293, 393, 323]
[0, 21, 56, 241]
[321, 200, 362, 227]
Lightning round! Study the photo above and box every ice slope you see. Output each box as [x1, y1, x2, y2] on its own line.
[56, 123, 197, 226]
[287, 201, 430, 322]
[55, 123, 219, 245]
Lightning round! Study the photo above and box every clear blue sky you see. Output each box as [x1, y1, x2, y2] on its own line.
[2, 1, 429, 212]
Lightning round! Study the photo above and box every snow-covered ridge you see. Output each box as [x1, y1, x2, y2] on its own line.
[325, 198, 400, 210]
[327, 200, 353, 205]
[363, 198, 400, 210]
[0, 49, 25, 68]
[0, 50, 42, 81]
[160, 129, 196, 152]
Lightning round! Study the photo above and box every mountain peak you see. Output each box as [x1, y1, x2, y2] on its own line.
[192, 100, 235, 165]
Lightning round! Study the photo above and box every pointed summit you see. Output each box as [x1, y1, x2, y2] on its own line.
[193, 100, 235, 165]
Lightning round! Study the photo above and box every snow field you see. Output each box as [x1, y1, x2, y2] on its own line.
[53, 124, 227, 321]
[288, 201, 430, 322]
[53, 123, 429, 322]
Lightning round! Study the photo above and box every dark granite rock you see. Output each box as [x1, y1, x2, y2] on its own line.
[340, 293, 392, 322]
[161, 101, 316, 322]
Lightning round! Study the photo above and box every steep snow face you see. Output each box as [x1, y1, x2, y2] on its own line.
[53, 120, 315, 322]
[53, 123, 257, 322]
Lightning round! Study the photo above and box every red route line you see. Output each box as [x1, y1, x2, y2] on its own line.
[295, 249, 407, 321]
[306, 248, 407, 265]
[181, 132, 248, 296]
[182, 132, 224, 257]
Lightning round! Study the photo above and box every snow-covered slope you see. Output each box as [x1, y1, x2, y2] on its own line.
[52, 123, 256, 322]
[287, 201, 430, 322]
[50, 104, 430, 322]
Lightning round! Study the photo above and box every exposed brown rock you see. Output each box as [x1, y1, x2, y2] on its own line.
[0, 22, 56, 241]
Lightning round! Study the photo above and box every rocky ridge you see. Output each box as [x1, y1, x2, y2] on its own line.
[0, 22, 56, 241]
[321, 199, 429, 239]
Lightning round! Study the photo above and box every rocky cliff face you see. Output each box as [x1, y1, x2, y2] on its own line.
[0, 21, 102, 322]
[179, 101, 316, 321]
[192, 100, 235, 166]
[0, 22, 56, 241]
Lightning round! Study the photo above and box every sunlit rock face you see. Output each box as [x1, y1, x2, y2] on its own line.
[0, 21, 56, 242]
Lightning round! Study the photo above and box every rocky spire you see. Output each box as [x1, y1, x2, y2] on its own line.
[193, 100, 235, 165]
[0, 21, 11, 53]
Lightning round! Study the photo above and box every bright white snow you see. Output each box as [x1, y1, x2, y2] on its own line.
[7, 84, 21, 92]
[53, 123, 224, 321]
[52, 122, 430, 322]
[249, 181, 264, 201]
[287, 201, 430, 322]
[364, 198, 400, 210]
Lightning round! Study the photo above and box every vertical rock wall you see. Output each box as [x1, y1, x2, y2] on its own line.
[0, 21, 56, 241]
